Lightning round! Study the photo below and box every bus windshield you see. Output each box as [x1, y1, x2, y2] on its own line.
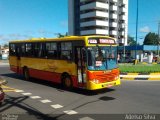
[87, 46, 117, 70]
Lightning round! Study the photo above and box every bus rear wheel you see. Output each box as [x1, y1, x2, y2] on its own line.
[62, 75, 73, 89]
[24, 68, 30, 81]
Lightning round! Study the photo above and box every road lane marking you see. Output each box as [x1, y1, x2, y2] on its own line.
[1, 86, 26, 93]
[63, 110, 78, 115]
[1, 85, 10, 88]
[30, 96, 41, 99]
[51, 104, 63, 109]
[15, 90, 24, 93]
[22, 93, 32, 96]
[2, 85, 17, 90]
[40, 99, 52, 103]
[1, 85, 17, 92]
[79, 117, 95, 120]
[3, 90, 17, 92]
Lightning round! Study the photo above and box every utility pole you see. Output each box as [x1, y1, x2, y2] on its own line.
[135, 0, 139, 59]
[123, 24, 126, 58]
[158, 21, 160, 56]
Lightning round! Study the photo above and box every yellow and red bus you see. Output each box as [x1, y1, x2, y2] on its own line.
[9, 36, 120, 90]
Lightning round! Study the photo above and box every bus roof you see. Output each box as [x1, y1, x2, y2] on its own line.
[9, 35, 115, 43]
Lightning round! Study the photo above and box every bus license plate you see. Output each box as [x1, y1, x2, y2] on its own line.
[103, 83, 114, 88]
[107, 84, 113, 88]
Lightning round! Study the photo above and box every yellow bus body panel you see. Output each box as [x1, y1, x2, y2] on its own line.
[86, 78, 121, 90]
[9, 56, 77, 76]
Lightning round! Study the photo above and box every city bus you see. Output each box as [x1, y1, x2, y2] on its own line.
[9, 36, 120, 90]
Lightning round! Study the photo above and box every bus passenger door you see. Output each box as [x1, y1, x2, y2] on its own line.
[15, 45, 21, 74]
[75, 47, 86, 86]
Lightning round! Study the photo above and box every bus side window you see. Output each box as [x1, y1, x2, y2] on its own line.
[25, 43, 33, 57]
[34, 43, 44, 58]
[60, 42, 72, 60]
[21, 43, 25, 56]
[9, 44, 16, 56]
[46, 42, 57, 59]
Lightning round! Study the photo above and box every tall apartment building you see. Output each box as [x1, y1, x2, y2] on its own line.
[68, 0, 128, 45]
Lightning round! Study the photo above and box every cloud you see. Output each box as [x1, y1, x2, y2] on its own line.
[0, 35, 4, 39]
[139, 26, 150, 33]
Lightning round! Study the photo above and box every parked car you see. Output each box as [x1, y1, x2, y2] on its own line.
[119, 56, 135, 63]
[153, 56, 158, 62]
[0, 87, 4, 105]
[0, 80, 7, 105]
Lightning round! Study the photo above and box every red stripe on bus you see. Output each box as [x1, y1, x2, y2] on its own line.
[10, 66, 81, 88]
[29, 68, 61, 83]
[29, 68, 79, 88]
[10, 66, 18, 73]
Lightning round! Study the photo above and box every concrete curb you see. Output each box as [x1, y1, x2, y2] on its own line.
[0, 77, 7, 85]
[120, 73, 160, 80]
[0, 63, 9, 66]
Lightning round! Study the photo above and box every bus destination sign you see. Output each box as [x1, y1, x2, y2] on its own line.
[88, 38, 115, 44]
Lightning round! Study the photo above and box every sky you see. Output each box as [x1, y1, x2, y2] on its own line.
[0, 0, 160, 45]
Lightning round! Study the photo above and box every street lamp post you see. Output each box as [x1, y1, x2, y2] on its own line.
[135, 0, 139, 59]
[123, 24, 126, 58]
[158, 22, 160, 56]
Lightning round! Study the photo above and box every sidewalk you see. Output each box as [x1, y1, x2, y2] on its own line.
[0, 60, 9, 66]
[120, 73, 160, 80]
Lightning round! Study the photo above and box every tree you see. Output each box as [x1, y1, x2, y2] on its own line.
[127, 35, 136, 46]
[56, 32, 68, 38]
[3, 44, 9, 48]
[143, 32, 159, 45]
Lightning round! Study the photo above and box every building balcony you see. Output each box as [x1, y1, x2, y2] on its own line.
[80, 20, 108, 27]
[110, 5, 118, 11]
[110, 0, 118, 3]
[80, 11, 109, 19]
[80, 2, 109, 11]
[122, 0, 128, 5]
[110, 14, 118, 19]
[80, 29, 108, 35]
[119, 31, 125, 36]
[110, 22, 117, 27]
[119, 15, 126, 20]
[120, 7, 127, 13]
[110, 30, 117, 35]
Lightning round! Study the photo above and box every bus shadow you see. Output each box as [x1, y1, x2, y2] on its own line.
[0, 95, 66, 120]
[1, 73, 115, 96]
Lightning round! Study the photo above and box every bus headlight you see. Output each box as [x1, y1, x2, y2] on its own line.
[92, 79, 99, 84]
[114, 76, 119, 80]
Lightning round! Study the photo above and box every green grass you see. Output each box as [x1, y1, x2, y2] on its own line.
[118, 63, 160, 73]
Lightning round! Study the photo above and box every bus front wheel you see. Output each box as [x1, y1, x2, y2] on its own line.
[24, 68, 30, 81]
[62, 75, 73, 89]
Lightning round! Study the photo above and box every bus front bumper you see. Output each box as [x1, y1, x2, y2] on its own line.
[86, 78, 121, 90]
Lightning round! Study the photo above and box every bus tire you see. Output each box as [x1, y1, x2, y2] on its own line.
[24, 68, 30, 81]
[61, 74, 73, 89]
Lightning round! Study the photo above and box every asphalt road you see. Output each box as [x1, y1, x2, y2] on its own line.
[0, 65, 160, 120]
